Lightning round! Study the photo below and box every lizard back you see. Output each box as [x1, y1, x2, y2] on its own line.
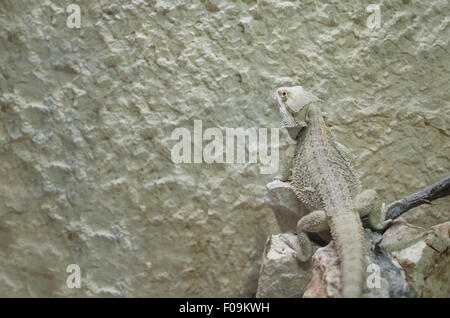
[291, 103, 361, 214]
[291, 103, 366, 297]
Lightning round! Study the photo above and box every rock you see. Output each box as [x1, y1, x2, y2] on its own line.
[379, 218, 426, 250]
[363, 230, 413, 298]
[302, 240, 341, 298]
[303, 229, 412, 298]
[256, 233, 316, 298]
[264, 180, 308, 232]
[381, 220, 450, 297]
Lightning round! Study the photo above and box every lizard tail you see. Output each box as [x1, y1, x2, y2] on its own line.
[329, 212, 366, 298]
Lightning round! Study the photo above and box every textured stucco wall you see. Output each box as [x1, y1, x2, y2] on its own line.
[0, 0, 448, 297]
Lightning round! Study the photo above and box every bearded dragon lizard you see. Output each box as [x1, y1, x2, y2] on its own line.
[275, 86, 392, 298]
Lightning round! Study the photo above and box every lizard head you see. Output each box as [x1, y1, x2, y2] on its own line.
[275, 86, 321, 131]
[276, 86, 318, 114]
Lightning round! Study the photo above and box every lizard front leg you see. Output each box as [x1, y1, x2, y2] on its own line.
[295, 210, 329, 262]
[354, 189, 392, 230]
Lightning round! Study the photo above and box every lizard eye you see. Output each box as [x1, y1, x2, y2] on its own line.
[279, 90, 288, 101]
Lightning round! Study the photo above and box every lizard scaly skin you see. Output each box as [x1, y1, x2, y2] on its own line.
[275, 86, 391, 298]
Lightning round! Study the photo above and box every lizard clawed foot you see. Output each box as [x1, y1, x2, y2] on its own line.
[355, 189, 393, 231]
[383, 199, 404, 212]
[298, 120, 308, 128]
[369, 202, 394, 231]
[273, 175, 288, 182]
[294, 231, 313, 262]
[281, 236, 310, 262]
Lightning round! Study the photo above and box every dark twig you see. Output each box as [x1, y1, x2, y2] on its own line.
[384, 175, 450, 220]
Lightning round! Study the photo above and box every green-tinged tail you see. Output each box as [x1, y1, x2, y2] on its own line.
[329, 212, 366, 298]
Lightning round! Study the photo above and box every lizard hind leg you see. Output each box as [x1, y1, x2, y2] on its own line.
[354, 189, 392, 231]
[295, 210, 329, 262]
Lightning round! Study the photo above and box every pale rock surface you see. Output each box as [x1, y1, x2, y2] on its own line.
[303, 230, 412, 298]
[0, 0, 448, 296]
[260, 220, 447, 298]
[256, 233, 317, 298]
[381, 220, 450, 297]
[302, 240, 341, 298]
[264, 180, 308, 233]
